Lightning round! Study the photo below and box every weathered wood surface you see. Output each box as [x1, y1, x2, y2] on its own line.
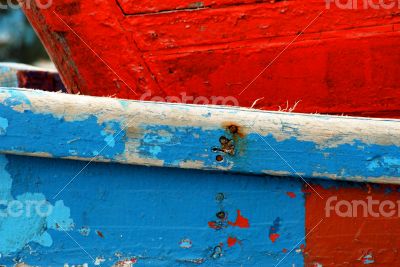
[1, 87, 400, 266]
[0, 87, 400, 184]
[22, 0, 400, 117]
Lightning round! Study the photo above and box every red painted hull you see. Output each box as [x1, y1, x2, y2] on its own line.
[22, 0, 400, 117]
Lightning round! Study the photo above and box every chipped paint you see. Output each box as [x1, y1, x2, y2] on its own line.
[286, 192, 296, 198]
[179, 238, 193, 249]
[113, 258, 137, 267]
[78, 226, 90, 236]
[0, 117, 8, 135]
[94, 256, 106, 266]
[268, 217, 281, 243]
[361, 252, 375, 265]
[227, 236, 239, 247]
[0, 147, 305, 265]
[0, 155, 73, 256]
[1, 88, 400, 185]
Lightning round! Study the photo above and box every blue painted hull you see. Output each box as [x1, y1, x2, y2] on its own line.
[1, 68, 400, 265]
[0, 154, 305, 266]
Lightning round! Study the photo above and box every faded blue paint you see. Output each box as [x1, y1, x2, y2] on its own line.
[0, 116, 8, 135]
[0, 66, 18, 88]
[1, 87, 400, 185]
[138, 125, 400, 182]
[0, 155, 73, 256]
[367, 156, 400, 172]
[101, 121, 121, 148]
[0, 96, 126, 159]
[363, 254, 374, 264]
[1, 154, 305, 266]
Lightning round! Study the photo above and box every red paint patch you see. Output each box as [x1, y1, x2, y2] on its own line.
[228, 210, 250, 228]
[208, 221, 219, 230]
[282, 248, 288, 253]
[305, 184, 400, 266]
[269, 233, 280, 243]
[227, 236, 238, 247]
[286, 192, 296, 198]
[96, 230, 104, 238]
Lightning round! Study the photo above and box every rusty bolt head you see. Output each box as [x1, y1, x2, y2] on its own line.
[216, 211, 226, 219]
[228, 125, 239, 134]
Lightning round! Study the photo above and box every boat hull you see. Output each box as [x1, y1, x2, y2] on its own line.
[1, 153, 399, 266]
[0, 84, 400, 266]
[22, 0, 400, 117]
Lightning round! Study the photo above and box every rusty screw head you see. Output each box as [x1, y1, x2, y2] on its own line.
[228, 125, 238, 134]
[216, 211, 226, 219]
[216, 155, 224, 162]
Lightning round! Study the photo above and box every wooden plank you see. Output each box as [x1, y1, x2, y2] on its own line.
[0, 63, 66, 92]
[0, 87, 400, 184]
[143, 31, 400, 118]
[124, 2, 400, 51]
[22, 0, 400, 118]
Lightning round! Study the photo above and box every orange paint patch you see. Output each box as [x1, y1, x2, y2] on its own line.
[228, 210, 250, 228]
[269, 233, 280, 243]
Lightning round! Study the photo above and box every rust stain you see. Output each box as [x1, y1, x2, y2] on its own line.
[219, 136, 235, 155]
[222, 122, 246, 138]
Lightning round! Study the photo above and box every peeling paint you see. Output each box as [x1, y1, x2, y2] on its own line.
[0, 117, 8, 135]
[179, 238, 193, 249]
[0, 155, 74, 256]
[113, 258, 137, 267]
[78, 226, 90, 236]
[94, 256, 106, 266]
[1, 88, 400, 185]
[268, 217, 281, 243]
